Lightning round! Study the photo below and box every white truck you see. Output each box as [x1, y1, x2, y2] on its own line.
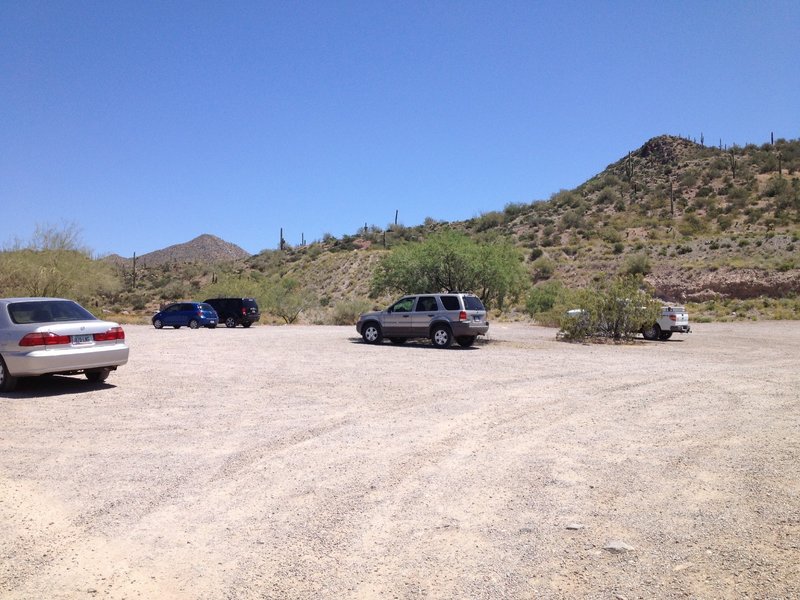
[641, 305, 691, 341]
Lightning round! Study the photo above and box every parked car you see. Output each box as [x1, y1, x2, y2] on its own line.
[203, 297, 260, 328]
[356, 292, 489, 348]
[0, 297, 129, 391]
[152, 302, 218, 329]
[641, 305, 691, 340]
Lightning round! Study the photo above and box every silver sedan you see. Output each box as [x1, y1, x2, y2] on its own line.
[0, 297, 129, 392]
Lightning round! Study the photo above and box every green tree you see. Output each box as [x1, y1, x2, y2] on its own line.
[265, 277, 314, 324]
[371, 231, 527, 309]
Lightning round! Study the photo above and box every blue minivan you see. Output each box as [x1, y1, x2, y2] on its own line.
[152, 302, 218, 329]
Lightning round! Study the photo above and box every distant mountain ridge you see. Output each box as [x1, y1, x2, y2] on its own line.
[132, 234, 250, 266]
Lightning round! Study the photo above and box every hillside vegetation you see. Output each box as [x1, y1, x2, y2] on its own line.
[2, 135, 798, 323]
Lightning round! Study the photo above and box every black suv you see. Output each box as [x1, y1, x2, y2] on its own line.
[203, 298, 260, 328]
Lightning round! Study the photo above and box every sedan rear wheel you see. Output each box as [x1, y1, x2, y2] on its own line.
[0, 356, 18, 392]
[189, 319, 199, 329]
[86, 368, 110, 383]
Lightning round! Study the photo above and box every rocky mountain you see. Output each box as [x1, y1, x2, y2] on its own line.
[133, 234, 251, 267]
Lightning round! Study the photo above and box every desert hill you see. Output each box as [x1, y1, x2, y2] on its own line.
[131, 234, 251, 266]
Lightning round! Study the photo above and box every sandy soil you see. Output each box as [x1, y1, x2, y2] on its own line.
[1, 322, 799, 599]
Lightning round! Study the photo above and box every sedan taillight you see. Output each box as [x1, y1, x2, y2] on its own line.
[94, 327, 125, 342]
[19, 332, 71, 347]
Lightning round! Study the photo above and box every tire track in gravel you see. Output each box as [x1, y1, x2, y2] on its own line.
[209, 419, 351, 483]
[2, 419, 352, 596]
[224, 399, 535, 598]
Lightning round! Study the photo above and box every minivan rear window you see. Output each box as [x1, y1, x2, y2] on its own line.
[463, 296, 485, 311]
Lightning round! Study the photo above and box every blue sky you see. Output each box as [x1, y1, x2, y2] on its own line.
[2, 1, 798, 257]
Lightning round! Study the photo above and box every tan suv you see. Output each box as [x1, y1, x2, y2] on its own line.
[356, 293, 489, 348]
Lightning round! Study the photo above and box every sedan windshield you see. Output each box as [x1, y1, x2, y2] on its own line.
[8, 300, 97, 324]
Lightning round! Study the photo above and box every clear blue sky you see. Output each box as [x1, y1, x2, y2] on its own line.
[2, 1, 798, 257]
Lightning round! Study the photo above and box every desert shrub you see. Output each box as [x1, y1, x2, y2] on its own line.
[559, 209, 585, 231]
[597, 187, 618, 205]
[331, 298, 374, 325]
[159, 281, 190, 300]
[727, 185, 749, 208]
[503, 202, 528, 220]
[525, 280, 564, 319]
[678, 213, 707, 236]
[623, 253, 651, 276]
[474, 211, 504, 232]
[0, 223, 120, 302]
[550, 189, 580, 208]
[529, 247, 543, 261]
[128, 293, 148, 311]
[680, 170, 699, 187]
[717, 214, 733, 231]
[600, 227, 623, 244]
[613, 242, 625, 254]
[531, 256, 556, 281]
[557, 276, 661, 342]
[745, 207, 763, 225]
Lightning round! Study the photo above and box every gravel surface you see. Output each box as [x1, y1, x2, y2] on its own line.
[2, 322, 799, 599]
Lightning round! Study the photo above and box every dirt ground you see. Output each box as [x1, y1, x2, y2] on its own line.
[1, 322, 799, 599]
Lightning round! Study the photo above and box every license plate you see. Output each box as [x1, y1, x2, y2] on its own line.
[72, 334, 93, 344]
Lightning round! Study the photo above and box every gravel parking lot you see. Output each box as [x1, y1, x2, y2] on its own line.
[2, 322, 799, 599]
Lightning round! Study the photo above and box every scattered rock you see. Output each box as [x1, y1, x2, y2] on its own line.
[604, 540, 635, 554]
[566, 523, 585, 530]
